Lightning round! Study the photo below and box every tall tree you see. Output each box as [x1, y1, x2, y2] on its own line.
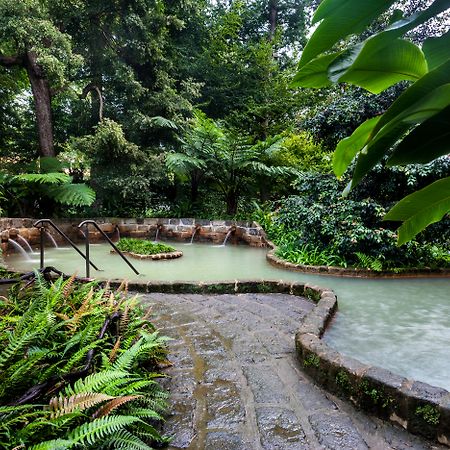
[0, 0, 81, 157]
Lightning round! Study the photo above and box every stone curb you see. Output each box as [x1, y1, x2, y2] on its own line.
[295, 287, 450, 446]
[264, 239, 450, 279]
[110, 249, 183, 260]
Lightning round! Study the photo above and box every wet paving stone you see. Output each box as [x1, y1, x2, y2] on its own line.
[308, 412, 369, 449]
[206, 380, 245, 430]
[204, 431, 246, 450]
[256, 407, 308, 449]
[142, 293, 445, 450]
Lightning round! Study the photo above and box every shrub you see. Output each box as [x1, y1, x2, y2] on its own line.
[116, 238, 176, 255]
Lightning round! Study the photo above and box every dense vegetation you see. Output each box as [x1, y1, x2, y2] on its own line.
[0, 274, 169, 449]
[0, 0, 449, 268]
[116, 239, 176, 256]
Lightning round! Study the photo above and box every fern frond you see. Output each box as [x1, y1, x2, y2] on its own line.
[65, 370, 130, 396]
[109, 337, 121, 363]
[49, 392, 114, 418]
[127, 407, 163, 421]
[46, 183, 96, 207]
[61, 339, 104, 372]
[112, 339, 143, 372]
[15, 172, 70, 185]
[62, 275, 77, 299]
[0, 331, 39, 370]
[93, 395, 141, 418]
[68, 415, 141, 446]
[100, 429, 153, 450]
[119, 305, 129, 335]
[29, 439, 73, 450]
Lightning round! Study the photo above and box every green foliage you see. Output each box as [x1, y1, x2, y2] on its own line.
[0, 157, 95, 216]
[258, 171, 450, 270]
[273, 132, 332, 173]
[116, 238, 176, 256]
[293, 0, 450, 243]
[415, 405, 440, 425]
[0, 274, 169, 448]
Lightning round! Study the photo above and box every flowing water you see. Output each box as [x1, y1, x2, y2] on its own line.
[4, 241, 450, 390]
[16, 235, 35, 254]
[7, 239, 31, 261]
[45, 230, 58, 248]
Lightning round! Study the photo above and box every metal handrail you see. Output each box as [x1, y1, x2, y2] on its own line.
[33, 219, 100, 273]
[78, 220, 139, 277]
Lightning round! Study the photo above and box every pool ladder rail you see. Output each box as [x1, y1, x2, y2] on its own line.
[33, 219, 139, 278]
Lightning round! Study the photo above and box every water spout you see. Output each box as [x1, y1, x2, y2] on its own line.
[16, 235, 35, 254]
[115, 225, 120, 242]
[8, 239, 31, 260]
[189, 225, 201, 244]
[221, 227, 235, 246]
[154, 224, 162, 242]
[45, 230, 58, 248]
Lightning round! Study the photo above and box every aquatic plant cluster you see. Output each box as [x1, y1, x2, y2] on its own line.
[116, 238, 176, 256]
[0, 273, 169, 449]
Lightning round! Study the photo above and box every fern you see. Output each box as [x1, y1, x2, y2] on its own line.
[68, 415, 141, 446]
[49, 392, 114, 418]
[29, 439, 73, 450]
[15, 172, 70, 185]
[93, 395, 141, 418]
[65, 370, 130, 396]
[46, 183, 96, 207]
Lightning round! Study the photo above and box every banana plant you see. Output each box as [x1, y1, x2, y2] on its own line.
[293, 0, 450, 244]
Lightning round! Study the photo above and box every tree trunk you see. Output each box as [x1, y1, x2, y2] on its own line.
[25, 51, 55, 157]
[226, 191, 238, 216]
[269, 0, 278, 40]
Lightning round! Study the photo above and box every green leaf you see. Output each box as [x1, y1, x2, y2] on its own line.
[39, 157, 63, 173]
[388, 106, 450, 165]
[329, 38, 428, 94]
[384, 177, 450, 245]
[333, 116, 380, 177]
[350, 83, 450, 187]
[291, 53, 340, 88]
[370, 58, 450, 138]
[423, 30, 450, 71]
[15, 172, 70, 184]
[46, 183, 96, 206]
[301, 0, 397, 66]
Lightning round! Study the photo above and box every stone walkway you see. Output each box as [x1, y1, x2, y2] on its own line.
[141, 293, 444, 450]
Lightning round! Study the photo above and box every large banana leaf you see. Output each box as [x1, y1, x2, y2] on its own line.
[340, 83, 450, 185]
[291, 53, 340, 88]
[423, 30, 450, 71]
[384, 177, 450, 244]
[329, 38, 427, 94]
[333, 117, 380, 177]
[300, 0, 396, 66]
[388, 106, 450, 165]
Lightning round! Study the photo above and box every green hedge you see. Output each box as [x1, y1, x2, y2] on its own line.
[116, 238, 176, 255]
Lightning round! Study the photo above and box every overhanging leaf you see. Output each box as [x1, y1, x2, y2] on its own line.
[46, 183, 96, 207]
[329, 38, 427, 94]
[384, 177, 450, 244]
[388, 106, 450, 165]
[423, 30, 450, 71]
[369, 59, 450, 138]
[301, 0, 396, 66]
[333, 116, 380, 177]
[15, 172, 70, 184]
[291, 53, 340, 88]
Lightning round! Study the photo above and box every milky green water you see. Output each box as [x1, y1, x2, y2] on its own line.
[6, 242, 450, 390]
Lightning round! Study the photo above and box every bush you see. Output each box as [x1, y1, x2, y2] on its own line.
[258, 171, 450, 270]
[116, 238, 176, 255]
[0, 274, 169, 449]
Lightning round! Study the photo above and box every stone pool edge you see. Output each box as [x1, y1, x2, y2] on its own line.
[294, 285, 450, 446]
[264, 238, 450, 278]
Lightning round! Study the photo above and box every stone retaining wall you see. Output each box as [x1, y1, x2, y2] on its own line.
[265, 239, 450, 278]
[295, 286, 450, 446]
[0, 217, 267, 254]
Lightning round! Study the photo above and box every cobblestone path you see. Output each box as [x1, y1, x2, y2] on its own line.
[141, 293, 444, 450]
